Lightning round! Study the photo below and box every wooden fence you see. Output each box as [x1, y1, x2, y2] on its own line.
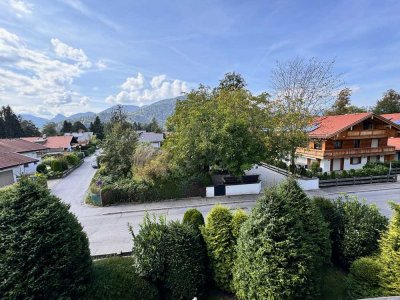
[319, 174, 397, 188]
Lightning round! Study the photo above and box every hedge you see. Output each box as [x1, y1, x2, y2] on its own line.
[36, 163, 47, 174]
[65, 153, 80, 166]
[51, 158, 68, 172]
[84, 257, 158, 300]
[182, 208, 205, 232]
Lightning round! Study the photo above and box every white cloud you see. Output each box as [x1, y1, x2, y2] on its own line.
[8, 0, 32, 17]
[106, 73, 188, 106]
[96, 59, 107, 70]
[79, 96, 90, 106]
[51, 38, 91, 68]
[0, 27, 93, 116]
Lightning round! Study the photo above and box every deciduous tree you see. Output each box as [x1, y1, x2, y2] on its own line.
[373, 89, 400, 114]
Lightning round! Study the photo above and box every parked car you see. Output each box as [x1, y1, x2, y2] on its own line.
[91, 158, 99, 169]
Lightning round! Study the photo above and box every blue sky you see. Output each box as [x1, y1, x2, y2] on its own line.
[0, 0, 399, 117]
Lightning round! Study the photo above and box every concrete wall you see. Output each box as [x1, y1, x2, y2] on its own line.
[225, 182, 261, 196]
[206, 186, 214, 197]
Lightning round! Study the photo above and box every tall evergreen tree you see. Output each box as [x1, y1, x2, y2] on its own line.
[379, 202, 400, 295]
[61, 120, 73, 134]
[145, 118, 162, 133]
[20, 120, 41, 137]
[89, 116, 104, 139]
[374, 89, 400, 114]
[72, 121, 87, 132]
[0, 105, 23, 138]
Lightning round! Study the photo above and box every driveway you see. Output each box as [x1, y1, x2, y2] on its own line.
[49, 164, 400, 256]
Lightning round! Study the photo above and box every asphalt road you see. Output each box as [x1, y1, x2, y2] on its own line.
[49, 160, 400, 256]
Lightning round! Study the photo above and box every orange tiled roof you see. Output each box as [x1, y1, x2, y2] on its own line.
[381, 113, 400, 122]
[308, 112, 400, 139]
[388, 137, 400, 151]
[0, 138, 48, 153]
[22, 136, 75, 149]
[0, 152, 38, 170]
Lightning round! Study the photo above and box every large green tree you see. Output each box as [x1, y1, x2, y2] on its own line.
[325, 88, 367, 115]
[233, 179, 331, 299]
[61, 120, 73, 134]
[89, 116, 104, 139]
[0, 178, 92, 299]
[72, 121, 87, 132]
[20, 119, 41, 137]
[42, 122, 58, 136]
[373, 89, 400, 114]
[165, 73, 270, 176]
[0, 105, 23, 138]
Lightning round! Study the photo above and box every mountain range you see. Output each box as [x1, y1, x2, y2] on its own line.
[20, 96, 185, 128]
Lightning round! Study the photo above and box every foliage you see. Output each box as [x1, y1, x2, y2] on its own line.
[36, 162, 48, 174]
[20, 119, 41, 137]
[379, 202, 400, 295]
[42, 122, 58, 136]
[101, 120, 137, 178]
[183, 208, 205, 232]
[0, 105, 24, 138]
[201, 205, 235, 292]
[132, 143, 160, 169]
[146, 117, 163, 133]
[347, 257, 383, 299]
[373, 89, 400, 114]
[61, 120, 73, 134]
[50, 157, 68, 172]
[320, 265, 348, 300]
[325, 88, 367, 115]
[84, 257, 158, 300]
[73, 121, 88, 132]
[77, 151, 86, 159]
[65, 153, 80, 166]
[317, 164, 390, 179]
[233, 179, 331, 300]
[231, 209, 248, 239]
[333, 195, 388, 268]
[165, 74, 270, 176]
[0, 178, 92, 299]
[131, 215, 207, 299]
[89, 116, 104, 140]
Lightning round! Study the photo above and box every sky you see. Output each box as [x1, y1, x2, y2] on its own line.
[0, 0, 399, 117]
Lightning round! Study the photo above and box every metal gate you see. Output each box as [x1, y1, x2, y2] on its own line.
[214, 184, 226, 196]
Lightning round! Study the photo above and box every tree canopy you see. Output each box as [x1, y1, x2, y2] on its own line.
[325, 88, 367, 115]
[373, 89, 400, 114]
[89, 116, 104, 139]
[42, 122, 58, 136]
[164, 74, 270, 176]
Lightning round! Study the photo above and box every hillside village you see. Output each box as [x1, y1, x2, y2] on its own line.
[1, 1, 400, 300]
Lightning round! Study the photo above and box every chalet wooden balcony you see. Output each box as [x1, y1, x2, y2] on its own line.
[296, 146, 396, 159]
[346, 129, 387, 138]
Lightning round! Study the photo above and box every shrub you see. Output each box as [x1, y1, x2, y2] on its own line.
[310, 161, 321, 174]
[77, 152, 85, 160]
[183, 208, 205, 231]
[334, 195, 388, 268]
[0, 178, 91, 299]
[101, 185, 128, 205]
[132, 215, 207, 299]
[65, 153, 80, 166]
[379, 202, 400, 296]
[36, 162, 47, 173]
[347, 257, 383, 299]
[83, 150, 89, 157]
[201, 205, 235, 292]
[231, 209, 248, 239]
[84, 257, 158, 300]
[51, 158, 68, 172]
[233, 179, 331, 300]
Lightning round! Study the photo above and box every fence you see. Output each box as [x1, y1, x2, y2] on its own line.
[319, 174, 397, 188]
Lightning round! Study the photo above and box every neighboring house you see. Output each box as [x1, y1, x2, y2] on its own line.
[64, 132, 93, 146]
[382, 113, 400, 161]
[22, 136, 78, 153]
[0, 139, 49, 187]
[138, 132, 164, 148]
[296, 113, 400, 173]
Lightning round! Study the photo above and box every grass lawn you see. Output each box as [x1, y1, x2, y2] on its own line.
[84, 256, 158, 300]
[321, 265, 348, 300]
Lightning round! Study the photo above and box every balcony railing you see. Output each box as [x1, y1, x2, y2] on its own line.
[296, 146, 396, 159]
[347, 129, 387, 137]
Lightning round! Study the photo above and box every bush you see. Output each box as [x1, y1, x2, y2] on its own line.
[132, 215, 207, 299]
[0, 178, 91, 299]
[183, 208, 205, 231]
[77, 152, 85, 160]
[231, 209, 248, 239]
[51, 158, 68, 172]
[334, 195, 388, 268]
[201, 205, 235, 292]
[36, 162, 47, 174]
[379, 202, 400, 296]
[347, 257, 383, 299]
[84, 257, 158, 300]
[65, 153, 80, 166]
[101, 185, 128, 205]
[233, 179, 331, 300]
[83, 150, 89, 157]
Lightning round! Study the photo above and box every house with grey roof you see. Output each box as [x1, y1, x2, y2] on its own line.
[138, 132, 164, 148]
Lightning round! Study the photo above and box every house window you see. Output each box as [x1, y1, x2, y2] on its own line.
[354, 139, 361, 148]
[350, 157, 361, 165]
[363, 120, 373, 130]
[334, 141, 343, 149]
[24, 163, 29, 168]
[314, 140, 322, 150]
[371, 138, 379, 148]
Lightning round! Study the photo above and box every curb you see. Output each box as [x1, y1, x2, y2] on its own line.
[102, 198, 256, 216]
[324, 186, 400, 195]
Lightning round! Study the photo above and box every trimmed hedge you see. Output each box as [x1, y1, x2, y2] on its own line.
[36, 163, 47, 174]
[51, 158, 68, 172]
[84, 257, 158, 300]
[347, 257, 383, 299]
[183, 208, 205, 231]
[0, 178, 92, 299]
[65, 153, 80, 166]
[231, 209, 248, 239]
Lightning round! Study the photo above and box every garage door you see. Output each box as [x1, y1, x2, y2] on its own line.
[0, 170, 14, 187]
